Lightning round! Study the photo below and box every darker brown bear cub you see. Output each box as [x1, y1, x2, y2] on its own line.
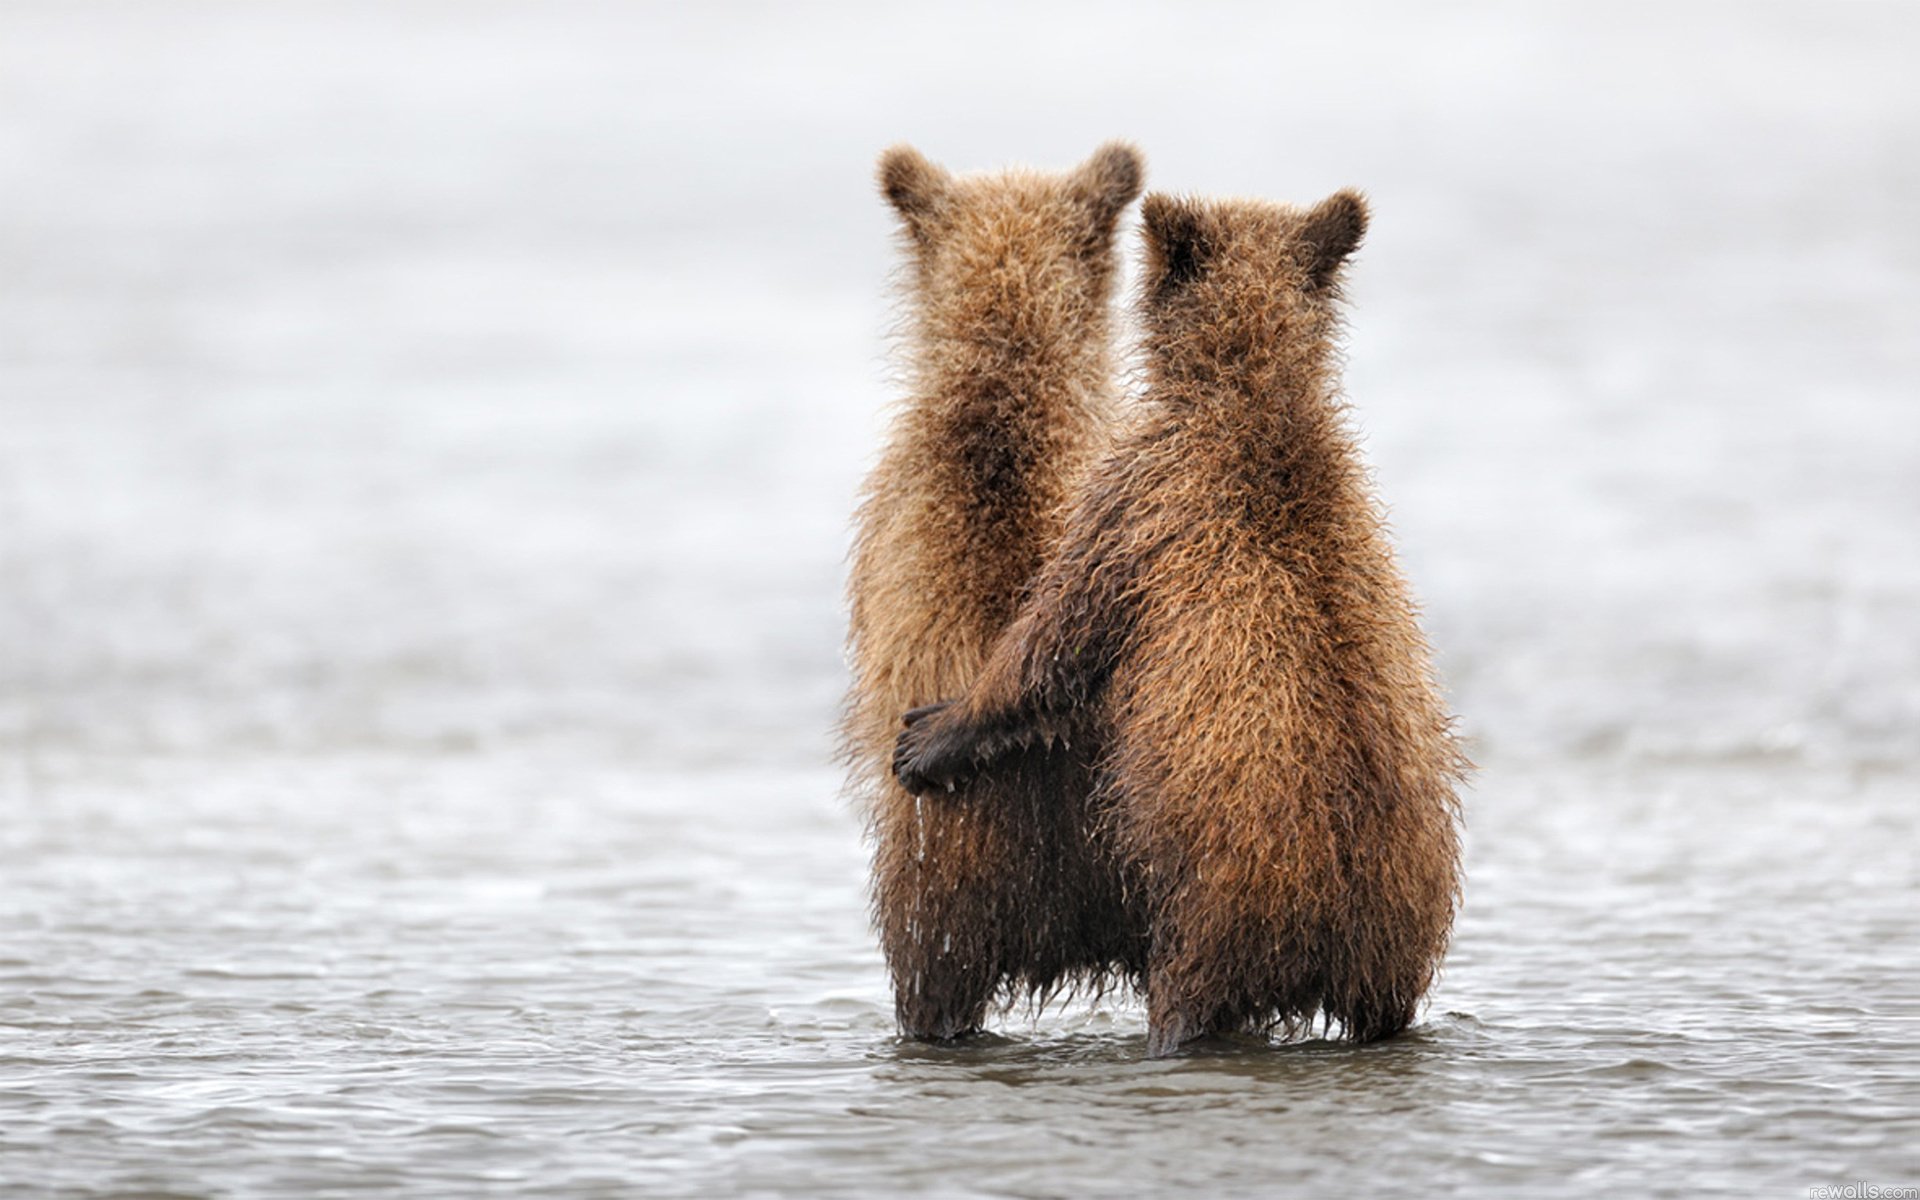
[844, 143, 1149, 1040]
[894, 190, 1466, 1056]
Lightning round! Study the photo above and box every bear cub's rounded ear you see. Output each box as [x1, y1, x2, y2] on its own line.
[1071, 141, 1146, 223]
[1297, 189, 1369, 289]
[877, 145, 952, 234]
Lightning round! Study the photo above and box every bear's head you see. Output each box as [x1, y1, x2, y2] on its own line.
[877, 142, 1144, 355]
[1137, 189, 1368, 353]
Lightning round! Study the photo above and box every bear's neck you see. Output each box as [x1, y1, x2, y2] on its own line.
[1151, 323, 1367, 528]
[911, 313, 1109, 432]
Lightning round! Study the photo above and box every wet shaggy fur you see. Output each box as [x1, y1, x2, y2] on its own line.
[845, 142, 1149, 1039]
[894, 191, 1467, 1056]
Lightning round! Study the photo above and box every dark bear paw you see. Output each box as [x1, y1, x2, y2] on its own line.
[892, 701, 981, 796]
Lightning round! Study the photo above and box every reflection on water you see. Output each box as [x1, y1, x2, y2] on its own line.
[3, 1, 1919, 1195]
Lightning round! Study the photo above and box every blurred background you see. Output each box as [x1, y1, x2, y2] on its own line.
[2, 2, 1915, 1195]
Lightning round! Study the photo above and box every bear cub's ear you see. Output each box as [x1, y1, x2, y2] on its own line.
[877, 145, 952, 235]
[1070, 141, 1146, 224]
[1140, 194, 1212, 296]
[1296, 189, 1369, 289]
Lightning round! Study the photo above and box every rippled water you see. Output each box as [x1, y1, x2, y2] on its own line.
[5, 755, 1916, 1194]
[3, 2, 1918, 1196]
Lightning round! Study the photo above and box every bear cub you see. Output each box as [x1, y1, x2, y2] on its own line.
[845, 142, 1150, 1040]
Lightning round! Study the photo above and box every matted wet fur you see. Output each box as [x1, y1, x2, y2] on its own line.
[894, 190, 1467, 1056]
[844, 141, 1149, 1039]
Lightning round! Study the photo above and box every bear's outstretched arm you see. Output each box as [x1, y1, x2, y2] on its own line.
[892, 469, 1150, 795]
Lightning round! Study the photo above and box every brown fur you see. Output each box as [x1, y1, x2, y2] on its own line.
[894, 190, 1467, 1055]
[845, 142, 1148, 1039]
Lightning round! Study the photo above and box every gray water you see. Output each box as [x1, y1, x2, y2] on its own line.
[2, 2, 1917, 1196]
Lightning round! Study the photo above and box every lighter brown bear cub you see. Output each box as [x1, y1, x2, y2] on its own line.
[894, 190, 1467, 1056]
[845, 142, 1148, 1040]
